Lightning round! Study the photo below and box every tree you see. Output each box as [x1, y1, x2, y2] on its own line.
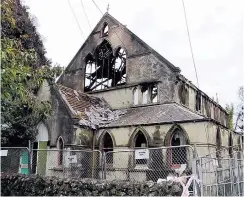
[1, 0, 62, 146]
[226, 103, 234, 130]
[1, 0, 50, 67]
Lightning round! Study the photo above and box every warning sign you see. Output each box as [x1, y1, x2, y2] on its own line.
[0, 150, 8, 156]
[135, 149, 149, 160]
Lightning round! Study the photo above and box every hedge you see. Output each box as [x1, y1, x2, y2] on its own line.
[1, 174, 183, 196]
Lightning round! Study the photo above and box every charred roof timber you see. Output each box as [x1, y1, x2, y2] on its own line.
[84, 40, 126, 92]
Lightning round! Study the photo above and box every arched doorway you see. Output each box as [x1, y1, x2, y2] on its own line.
[31, 123, 49, 175]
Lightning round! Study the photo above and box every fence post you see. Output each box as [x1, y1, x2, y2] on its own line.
[229, 157, 233, 195]
[103, 152, 106, 180]
[192, 144, 201, 197]
[27, 148, 32, 175]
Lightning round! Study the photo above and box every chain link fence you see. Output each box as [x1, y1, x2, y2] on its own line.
[31, 149, 103, 179]
[198, 145, 244, 196]
[0, 147, 31, 175]
[2, 144, 242, 196]
[104, 145, 195, 182]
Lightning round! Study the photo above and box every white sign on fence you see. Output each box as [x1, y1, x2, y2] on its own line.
[65, 155, 77, 164]
[135, 149, 149, 159]
[0, 150, 8, 156]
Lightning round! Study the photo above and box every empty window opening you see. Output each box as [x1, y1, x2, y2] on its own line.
[228, 133, 233, 157]
[141, 84, 158, 104]
[102, 23, 109, 36]
[103, 133, 113, 164]
[142, 89, 148, 104]
[134, 131, 148, 164]
[179, 83, 189, 105]
[114, 48, 126, 85]
[216, 128, 222, 163]
[171, 129, 187, 164]
[84, 41, 127, 92]
[57, 137, 64, 166]
[133, 87, 139, 105]
[205, 99, 211, 118]
[196, 91, 201, 111]
[151, 84, 158, 103]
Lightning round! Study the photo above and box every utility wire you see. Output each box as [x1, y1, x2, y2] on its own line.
[80, 0, 92, 31]
[68, 0, 85, 40]
[92, 0, 103, 15]
[91, 0, 127, 49]
[182, 0, 199, 88]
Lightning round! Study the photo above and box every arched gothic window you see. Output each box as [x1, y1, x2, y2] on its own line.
[134, 131, 148, 164]
[103, 132, 113, 164]
[57, 137, 64, 166]
[170, 128, 187, 165]
[84, 40, 127, 92]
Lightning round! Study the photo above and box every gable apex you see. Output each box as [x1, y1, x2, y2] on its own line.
[62, 13, 180, 74]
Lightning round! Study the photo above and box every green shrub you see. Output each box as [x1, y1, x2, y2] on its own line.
[1, 174, 182, 196]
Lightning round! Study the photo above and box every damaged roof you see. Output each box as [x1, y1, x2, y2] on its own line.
[103, 103, 206, 128]
[58, 85, 109, 119]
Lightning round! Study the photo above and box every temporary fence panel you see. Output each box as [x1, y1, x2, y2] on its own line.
[198, 145, 244, 196]
[31, 149, 102, 179]
[104, 145, 195, 183]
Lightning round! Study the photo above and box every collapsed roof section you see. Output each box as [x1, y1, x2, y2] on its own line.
[58, 85, 125, 129]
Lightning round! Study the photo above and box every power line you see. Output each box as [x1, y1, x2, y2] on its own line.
[79, 0, 92, 31]
[68, 0, 85, 40]
[91, 0, 127, 49]
[92, 0, 103, 15]
[182, 0, 199, 88]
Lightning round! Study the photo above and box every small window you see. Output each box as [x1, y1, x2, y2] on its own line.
[133, 87, 139, 105]
[102, 23, 109, 36]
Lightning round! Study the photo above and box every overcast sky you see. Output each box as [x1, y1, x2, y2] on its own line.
[24, 0, 243, 111]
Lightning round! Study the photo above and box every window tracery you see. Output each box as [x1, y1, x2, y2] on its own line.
[84, 40, 127, 92]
